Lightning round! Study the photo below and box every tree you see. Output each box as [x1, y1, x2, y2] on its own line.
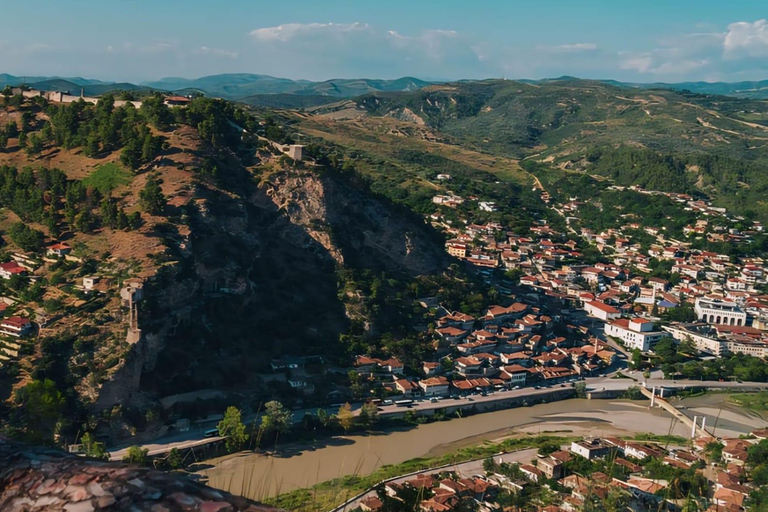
[260, 400, 293, 436]
[8, 222, 45, 252]
[630, 348, 643, 370]
[123, 445, 149, 464]
[12, 379, 65, 443]
[337, 403, 355, 433]
[139, 176, 166, 215]
[316, 408, 331, 428]
[81, 432, 108, 460]
[574, 381, 588, 398]
[217, 406, 247, 452]
[703, 441, 723, 463]
[654, 338, 678, 362]
[167, 447, 184, 469]
[359, 402, 379, 429]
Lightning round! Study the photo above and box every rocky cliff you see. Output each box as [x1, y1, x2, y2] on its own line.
[0, 436, 282, 512]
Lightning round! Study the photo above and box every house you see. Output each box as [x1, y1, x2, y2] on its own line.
[538, 456, 564, 479]
[46, 242, 72, 257]
[570, 439, 615, 460]
[623, 442, 665, 460]
[583, 300, 621, 321]
[713, 487, 746, 510]
[0, 261, 27, 280]
[436, 326, 469, 344]
[499, 365, 527, 387]
[604, 318, 667, 352]
[395, 379, 418, 397]
[422, 361, 441, 377]
[519, 464, 543, 482]
[360, 496, 383, 512]
[451, 378, 494, 394]
[163, 96, 191, 106]
[419, 376, 450, 397]
[83, 276, 100, 291]
[0, 316, 32, 337]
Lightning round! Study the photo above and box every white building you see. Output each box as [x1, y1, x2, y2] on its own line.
[583, 300, 621, 321]
[605, 318, 667, 352]
[694, 298, 747, 326]
[662, 323, 726, 356]
[287, 144, 305, 161]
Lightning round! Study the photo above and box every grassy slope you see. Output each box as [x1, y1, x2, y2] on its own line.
[304, 79, 768, 218]
[81, 162, 133, 194]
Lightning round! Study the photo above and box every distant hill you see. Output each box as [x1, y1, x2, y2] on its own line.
[522, 76, 768, 99]
[2, 72, 767, 107]
[0, 74, 153, 95]
[305, 77, 768, 219]
[141, 73, 431, 100]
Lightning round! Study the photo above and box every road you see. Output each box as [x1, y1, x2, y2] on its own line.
[333, 448, 541, 512]
[108, 372, 768, 461]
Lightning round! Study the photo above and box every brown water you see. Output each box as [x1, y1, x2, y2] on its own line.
[197, 398, 700, 500]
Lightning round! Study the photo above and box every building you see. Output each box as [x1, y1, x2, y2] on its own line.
[83, 276, 100, 291]
[287, 144, 305, 161]
[120, 278, 145, 306]
[446, 243, 469, 258]
[46, 242, 72, 257]
[0, 316, 32, 337]
[163, 96, 191, 106]
[418, 376, 450, 397]
[0, 262, 27, 280]
[694, 298, 747, 327]
[570, 439, 616, 460]
[663, 323, 726, 356]
[583, 300, 621, 321]
[605, 318, 667, 352]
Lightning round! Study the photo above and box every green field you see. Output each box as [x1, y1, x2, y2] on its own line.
[82, 162, 133, 193]
[730, 391, 768, 412]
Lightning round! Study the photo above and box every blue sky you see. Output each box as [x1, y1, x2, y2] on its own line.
[1, 0, 767, 83]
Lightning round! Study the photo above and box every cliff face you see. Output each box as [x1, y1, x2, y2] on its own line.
[94, 164, 448, 417]
[265, 169, 448, 276]
[0, 436, 281, 512]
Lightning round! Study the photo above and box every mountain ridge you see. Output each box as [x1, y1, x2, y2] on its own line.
[3, 72, 767, 104]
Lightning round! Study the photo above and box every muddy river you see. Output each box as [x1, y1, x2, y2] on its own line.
[196, 395, 765, 501]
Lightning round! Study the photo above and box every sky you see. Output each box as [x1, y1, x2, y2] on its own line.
[1, 0, 768, 83]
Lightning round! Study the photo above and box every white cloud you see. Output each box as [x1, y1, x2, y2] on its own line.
[620, 54, 653, 74]
[250, 22, 370, 43]
[652, 59, 709, 75]
[538, 42, 598, 53]
[723, 19, 768, 58]
[195, 46, 239, 59]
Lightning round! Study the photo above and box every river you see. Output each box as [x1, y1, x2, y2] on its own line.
[194, 395, 768, 501]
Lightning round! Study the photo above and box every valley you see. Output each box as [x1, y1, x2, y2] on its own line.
[1, 76, 768, 512]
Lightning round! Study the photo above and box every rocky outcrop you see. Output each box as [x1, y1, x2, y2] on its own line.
[0, 436, 283, 512]
[265, 169, 448, 276]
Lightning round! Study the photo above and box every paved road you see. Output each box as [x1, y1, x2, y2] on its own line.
[333, 448, 541, 512]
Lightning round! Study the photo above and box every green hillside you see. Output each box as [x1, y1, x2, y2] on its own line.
[327, 79, 768, 218]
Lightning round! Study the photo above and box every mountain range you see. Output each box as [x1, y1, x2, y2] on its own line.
[1, 72, 768, 106]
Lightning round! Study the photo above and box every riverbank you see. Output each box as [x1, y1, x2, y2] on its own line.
[194, 398, 687, 502]
[265, 436, 568, 512]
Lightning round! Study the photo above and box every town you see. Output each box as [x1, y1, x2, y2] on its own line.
[352, 428, 768, 512]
